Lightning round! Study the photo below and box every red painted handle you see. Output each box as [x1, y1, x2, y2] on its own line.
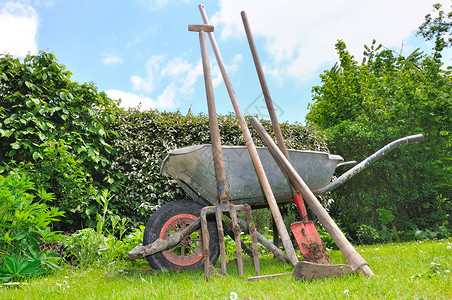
[294, 194, 308, 221]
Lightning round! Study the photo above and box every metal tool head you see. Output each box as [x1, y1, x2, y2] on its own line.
[200, 203, 260, 281]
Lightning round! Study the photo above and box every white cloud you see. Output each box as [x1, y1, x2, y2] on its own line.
[0, 1, 39, 57]
[129, 55, 204, 109]
[155, 83, 177, 108]
[211, 54, 242, 87]
[131, 54, 166, 93]
[101, 49, 123, 65]
[106, 54, 208, 110]
[131, 75, 152, 93]
[212, 0, 448, 84]
[105, 89, 177, 110]
[121, 50, 245, 111]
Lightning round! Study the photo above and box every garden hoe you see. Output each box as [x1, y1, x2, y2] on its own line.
[240, 11, 330, 265]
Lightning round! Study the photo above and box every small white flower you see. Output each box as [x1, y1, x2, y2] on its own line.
[360, 249, 364, 252]
[230, 291, 238, 300]
[445, 270, 450, 274]
[65, 276, 69, 279]
[374, 248, 380, 251]
[343, 289, 350, 295]
[447, 245, 451, 250]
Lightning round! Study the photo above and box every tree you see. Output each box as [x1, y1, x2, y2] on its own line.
[306, 39, 451, 240]
[418, 3, 452, 50]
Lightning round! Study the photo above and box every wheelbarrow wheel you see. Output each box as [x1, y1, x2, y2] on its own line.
[143, 199, 220, 270]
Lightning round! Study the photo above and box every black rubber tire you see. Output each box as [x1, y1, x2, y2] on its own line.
[143, 199, 220, 270]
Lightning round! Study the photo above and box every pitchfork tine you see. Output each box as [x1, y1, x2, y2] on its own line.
[245, 204, 261, 275]
[215, 209, 227, 276]
[200, 209, 211, 281]
[230, 206, 244, 276]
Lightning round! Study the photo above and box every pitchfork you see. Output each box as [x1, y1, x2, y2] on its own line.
[188, 24, 260, 281]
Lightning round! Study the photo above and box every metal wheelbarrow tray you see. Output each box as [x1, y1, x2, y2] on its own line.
[163, 144, 344, 208]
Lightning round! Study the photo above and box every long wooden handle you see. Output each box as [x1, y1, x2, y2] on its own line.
[240, 11, 288, 157]
[251, 117, 375, 276]
[191, 25, 230, 204]
[198, 4, 298, 266]
[241, 11, 308, 218]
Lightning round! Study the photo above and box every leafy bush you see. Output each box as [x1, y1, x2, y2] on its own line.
[5, 139, 100, 231]
[63, 191, 144, 269]
[0, 52, 120, 231]
[0, 172, 66, 281]
[0, 255, 45, 283]
[357, 225, 380, 245]
[306, 39, 452, 242]
[0, 173, 65, 258]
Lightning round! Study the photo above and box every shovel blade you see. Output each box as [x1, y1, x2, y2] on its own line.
[290, 221, 331, 264]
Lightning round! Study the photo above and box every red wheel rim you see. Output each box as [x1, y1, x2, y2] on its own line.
[159, 214, 206, 266]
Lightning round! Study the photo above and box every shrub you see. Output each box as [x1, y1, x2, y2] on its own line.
[306, 40, 451, 241]
[0, 172, 66, 281]
[0, 52, 120, 231]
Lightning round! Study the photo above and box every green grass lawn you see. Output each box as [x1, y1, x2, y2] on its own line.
[1, 239, 451, 299]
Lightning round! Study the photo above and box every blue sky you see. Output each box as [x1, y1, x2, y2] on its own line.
[1, 0, 450, 124]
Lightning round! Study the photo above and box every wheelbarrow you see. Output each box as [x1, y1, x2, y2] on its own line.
[128, 133, 423, 271]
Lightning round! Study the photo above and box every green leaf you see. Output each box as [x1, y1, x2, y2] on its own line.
[4, 255, 19, 273]
[32, 151, 42, 160]
[38, 132, 47, 141]
[18, 259, 41, 276]
[25, 81, 34, 90]
[59, 91, 67, 100]
[24, 54, 32, 63]
[11, 142, 20, 150]
[0, 129, 13, 137]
